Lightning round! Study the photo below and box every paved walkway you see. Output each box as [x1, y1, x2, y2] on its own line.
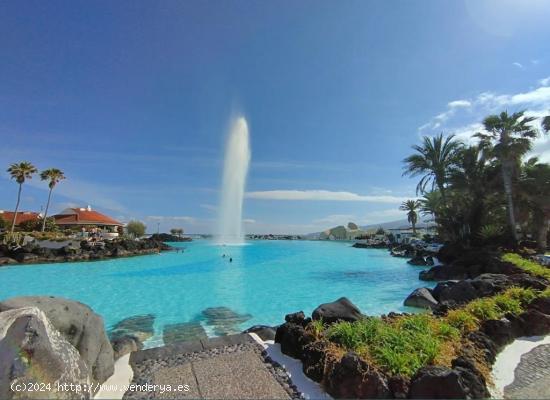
[504, 344, 550, 399]
[124, 334, 296, 399]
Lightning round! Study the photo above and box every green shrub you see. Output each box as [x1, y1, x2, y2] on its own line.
[309, 318, 325, 338]
[445, 287, 538, 333]
[18, 217, 58, 232]
[503, 253, 550, 280]
[465, 299, 500, 321]
[444, 309, 479, 332]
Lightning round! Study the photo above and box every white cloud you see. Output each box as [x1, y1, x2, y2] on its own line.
[512, 62, 524, 69]
[508, 86, 550, 105]
[418, 77, 550, 163]
[448, 100, 472, 108]
[243, 218, 256, 224]
[245, 190, 408, 203]
[200, 204, 218, 212]
[421, 82, 550, 135]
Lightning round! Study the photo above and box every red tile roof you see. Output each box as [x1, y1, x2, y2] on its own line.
[0, 211, 41, 226]
[53, 208, 123, 226]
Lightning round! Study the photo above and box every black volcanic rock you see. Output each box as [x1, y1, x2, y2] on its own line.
[325, 352, 390, 399]
[149, 233, 192, 242]
[404, 288, 439, 309]
[275, 321, 314, 359]
[301, 341, 329, 382]
[312, 297, 363, 324]
[409, 364, 487, 399]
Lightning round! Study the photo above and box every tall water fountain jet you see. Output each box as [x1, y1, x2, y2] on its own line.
[218, 116, 251, 244]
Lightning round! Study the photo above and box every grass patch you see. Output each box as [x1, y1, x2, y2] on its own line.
[445, 287, 538, 333]
[309, 318, 325, 338]
[326, 314, 458, 377]
[503, 253, 550, 280]
[325, 286, 543, 377]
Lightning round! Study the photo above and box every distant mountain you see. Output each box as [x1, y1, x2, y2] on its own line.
[360, 218, 432, 231]
[305, 218, 433, 238]
[360, 219, 433, 231]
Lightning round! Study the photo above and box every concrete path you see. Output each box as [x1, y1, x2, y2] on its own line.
[504, 343, 550, 399]
[124, 334, 297, 399]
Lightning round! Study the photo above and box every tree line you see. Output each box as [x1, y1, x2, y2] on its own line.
[399, 111, 550, 251]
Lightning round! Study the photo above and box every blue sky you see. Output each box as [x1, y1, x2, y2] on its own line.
[1, 0, 550, 234]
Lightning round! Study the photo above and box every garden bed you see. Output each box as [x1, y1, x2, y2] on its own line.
[275, 253, 550, 399]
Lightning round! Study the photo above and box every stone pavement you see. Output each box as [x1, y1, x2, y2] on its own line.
[504, 344, 550, 399]
[124, 334, 297, 399]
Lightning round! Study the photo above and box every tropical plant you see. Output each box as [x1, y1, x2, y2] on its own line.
[7, 162, 38, 233]
[419, 191, 441, 219]
[403, 134, 463, 201]
[479, 224, 504, 242]
[518, 158, 550, 251]
[39, 168, 66, 232]
[126, 220, 146, 238]
[543, 115, 550, 133]
[448, 145, 502, 241]
[399, 200, 421, 234]
[475, 111, 540, 243]
[18, 217, 58, 233]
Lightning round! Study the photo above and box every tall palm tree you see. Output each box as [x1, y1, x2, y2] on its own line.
[449, 145, 498, 239]
[403, 134, 462, 202]
[39, 168, 66, 232]
[419, 190, 441, 219]
[519, 158, 550, 252]
[7, 162, 38, 232]
[475, 111, 540, 242]
[400, 199, 421, 235]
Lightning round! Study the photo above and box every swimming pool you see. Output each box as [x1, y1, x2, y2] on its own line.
[0, 240, 429, 347]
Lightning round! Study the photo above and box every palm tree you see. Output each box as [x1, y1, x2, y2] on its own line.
[449, 145, 498, 239]
[403, 134, 462, 202]
[419, 190, 442, 219]
[400, 200, 421, 235]
[543, 115, 550, 133]
[7, 162, 38, 232]
[519, 158, 550, 252]
[39, 168, 66, 232]
[475, 111, 540, 242]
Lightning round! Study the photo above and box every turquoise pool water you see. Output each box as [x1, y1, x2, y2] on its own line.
[0, 240, 428, 347]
